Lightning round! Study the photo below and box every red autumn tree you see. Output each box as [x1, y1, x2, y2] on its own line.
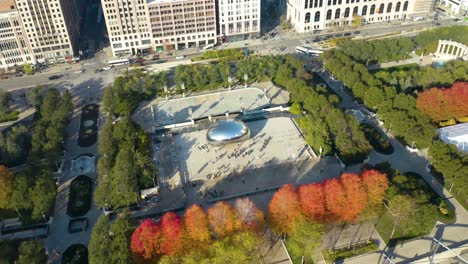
[207, 201, 242, 238]
[417, 82, 468, 122]
[184, 204, 211, 244]
[298, 183, 326, 222]
[268, 184, 302, 234]
[160, 212, 185, 256]
[131, 219, 161, 260]
[234, 197, 265, 232]
[340, 173, 367, 222]
[362, 169, 389, 209]
[323, 178, 347, 223]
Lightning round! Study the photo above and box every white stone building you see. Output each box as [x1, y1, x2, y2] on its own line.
[286, 0, 435, 33]
[440, 0, 468, 15]
[217, 0, 261, 42]
[439, 123, 468, 152]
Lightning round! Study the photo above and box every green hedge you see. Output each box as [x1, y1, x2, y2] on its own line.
[0, 110, 19, 123]
[323, 241, 378, 263]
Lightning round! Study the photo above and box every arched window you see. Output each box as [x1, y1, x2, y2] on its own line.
[315, 11, 321, 21]
[305, 12, 311, 23]
[353, 6, 358, 15]
[370, 4, 375, 14]
[305, 0, 309, 8]
[395, 2, 401, 11]
[326, 10, 332, 20]
[378, 4, 384, 13]
[387, 3, 392, 12]
[403, 1, 408, 11]
[362, 5, 368, 15]
[344, 7, 350, 17]
[335, 8, 341, 19]
[333, 0, 337, 5]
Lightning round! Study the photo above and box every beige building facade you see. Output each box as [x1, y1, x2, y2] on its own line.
[101, 0, 152, 57]
[0, 0, 81, 70]
[148, 0, 217, 51]
[0, 1, 34, 69]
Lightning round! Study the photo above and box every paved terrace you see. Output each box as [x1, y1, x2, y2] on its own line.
[133, 87, 270, 128]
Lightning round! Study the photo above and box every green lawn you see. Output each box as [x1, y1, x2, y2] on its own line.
[322, 241, 378, 263]
[0, 110, 19, 123]
[360, 123, 394, 155]
[61, 244, 88, 264]
[67, 176, 93, 217]
[284, 239, 308, 264]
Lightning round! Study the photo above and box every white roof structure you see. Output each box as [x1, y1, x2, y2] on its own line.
[438, 123, 468, 152]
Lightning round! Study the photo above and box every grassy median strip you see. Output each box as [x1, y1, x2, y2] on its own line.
[322, 241, 378, 263]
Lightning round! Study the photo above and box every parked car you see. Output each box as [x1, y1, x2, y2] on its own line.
[175, 55, 185, 60]
[102, 66, 112, 71]
[48, 75, 60, 80]
[94, 68, 103, 73]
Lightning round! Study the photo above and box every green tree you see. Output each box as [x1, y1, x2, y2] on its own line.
[30, 172, 57, 219]
[109, 213, 134, 264]
[0, 90, 10, 113]
[26, 86, 44, 108]
[3, 125, 29, 163]
[287, 219, 324, 263]
[110, 142, 138, 208]
[208, 231, 261, 263]
[10, 173, 32, 210]
[15, 240, 46, 264]
[22, 63, 34, 75]
[0, 165, 14, 209]
[89, 216, 112, 264]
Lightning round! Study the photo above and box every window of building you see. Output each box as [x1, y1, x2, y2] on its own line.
[395, 2, 401, 11]
[378, 4, 384, 13]
[387, 3, 392, 12]
[403, 1, 408, 11]
[344, 7, 350, 17]
[335, 8, 340, 19]
[305, 0, 309, 8]
[305, 12, 311, 23]
[362, 5, 367, 15]
[314, 11, 320, 21]
[370, 4, 375, 14]
[326, 10, 332, 19]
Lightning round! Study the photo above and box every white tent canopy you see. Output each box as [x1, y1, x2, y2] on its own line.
[438, 123, 468, 152]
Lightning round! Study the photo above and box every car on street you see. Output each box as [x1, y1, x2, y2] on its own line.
[102, 66, 112, 71]
[344, 32, 352, 37]
[48, 75, 61, 80]
[94, 68, 103, 73]
[175, 55, 185, 60]
[74, 70, 84, 74]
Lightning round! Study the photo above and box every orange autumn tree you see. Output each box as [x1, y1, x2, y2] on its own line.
[130, 219, 161, 260]
[362, 169, 389, 210]
[268, 184, 302, 234]
[340, 173, 367, 222]
[298, 183, 326, 222]
[323, 178, 347, 222]
[184, 204, 211, 245]
[234, 197, 265, 232]
[207, 201, 242, 238]
[417, 82, 468, 122]
[160, 212, 185, 256]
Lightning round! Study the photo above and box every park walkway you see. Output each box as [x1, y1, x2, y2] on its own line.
[318, 70, 468, 263]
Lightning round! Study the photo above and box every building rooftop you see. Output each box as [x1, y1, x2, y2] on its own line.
[0, 0, 15, 12]
[439, 123, 468, 139]
[147, 0, 187, 5]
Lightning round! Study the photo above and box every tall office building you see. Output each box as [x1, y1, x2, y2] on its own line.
[15, 0, 81, 63]
[287, 0, 434, 33]
[217, 0, 261, 42]
[0, 0, 34, 69]
[101, 0, 152, 57]
[148, 0, 217, 51]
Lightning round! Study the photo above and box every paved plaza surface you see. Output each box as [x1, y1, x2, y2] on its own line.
[134, 87, 270, 128]
[174, 117, 312, 184]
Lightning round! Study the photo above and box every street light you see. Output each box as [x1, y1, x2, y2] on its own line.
[163, 85, 168, 101]
[228, 76, 232, 91]
[181, 82, 186, 98]
[243, 73, 248, 88]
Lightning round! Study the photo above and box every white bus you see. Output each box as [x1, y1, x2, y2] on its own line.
[108, 58, 130, 66]
[202, 43, 215, 50]
[295, 46, 323, 56]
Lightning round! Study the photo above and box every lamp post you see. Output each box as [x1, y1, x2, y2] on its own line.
[181, 82, 186, 98]
[243, 73, 248, 88]
[163, 85, 168, 101]
[228, 76, 232, 91]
